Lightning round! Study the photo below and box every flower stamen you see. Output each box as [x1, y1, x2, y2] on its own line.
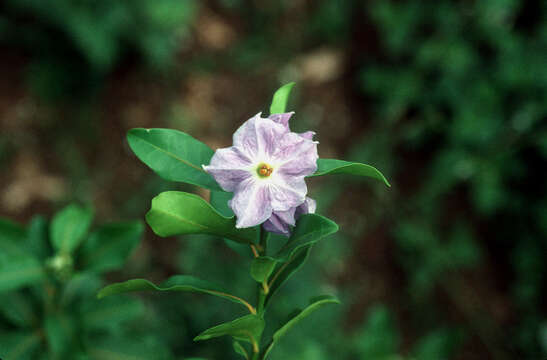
[257, 163, 273, 178]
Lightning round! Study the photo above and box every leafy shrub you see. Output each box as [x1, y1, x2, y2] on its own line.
[0, 0, 197, 99]
[356, 0, 547, 357]
[0, 204, 170, 359]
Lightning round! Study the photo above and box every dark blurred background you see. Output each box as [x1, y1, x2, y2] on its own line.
[1, 0, 546, 359]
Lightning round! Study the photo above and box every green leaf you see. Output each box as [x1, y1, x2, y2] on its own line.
[262, 295, 340, 359]
[210, 191, 252, 256]
[146, 191, 257, 244]
[0, 256, 44, 293]
[310, 159, 391, 187]
[0, 331, 41, 360]
[194, 314, 265, 344]
[0, 221, 27, 260]
[79, 221, 144, 273]
[250, 256, 277, 283]
[233, 341, 250, 359]
[27, 216, 50, 260]
[0, 220, 44, 292]
[210, 190, 234, 217]
[270, 82, 296, 114]
[82, 295, 144, 330]
[265, 244, 313, 308]
[0, 217, 26, 244]
[127, 128, 222, 191]
[50, 204, 93, 254]
[45, 313, 75, 357]
[61, 272, 103, 306]
[0, 291, 37, 327]
[275, 214, 338, 261]
[98, 275, 256, 314]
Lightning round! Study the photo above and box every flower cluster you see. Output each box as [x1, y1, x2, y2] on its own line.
[204, 112, 318, 235]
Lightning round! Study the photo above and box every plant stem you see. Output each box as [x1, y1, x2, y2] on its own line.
[259, 227, 270, 255]
[250, 244, 260, 258]
[251, 349, 260, 360]
[251, 227, 270, 360]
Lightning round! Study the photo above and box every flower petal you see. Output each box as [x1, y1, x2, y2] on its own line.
[296, 197, 316, 217]
[229, 178, 273, 228]
[263, 207, 296, 236]
[268, 112, 294, 132]
[273, 132, 318, 177]
[233, 113, 287, 158]
[203, 147, 253, 191]
[268, 175, 307, 211]
[298, 131, 315, 140]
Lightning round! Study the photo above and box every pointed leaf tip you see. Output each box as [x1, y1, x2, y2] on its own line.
[97, 276, 255, 313]
[250, 256, 277, 283]
[194, 314, 264, 344]
[270, 82, 296, 115]
[310, 158, 390, 187]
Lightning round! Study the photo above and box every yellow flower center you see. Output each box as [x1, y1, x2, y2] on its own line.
[257, 163, 273, 178]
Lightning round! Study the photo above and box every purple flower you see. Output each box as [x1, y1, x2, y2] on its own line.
[203, 112, 318, 232]
[263, 197, 317, 235]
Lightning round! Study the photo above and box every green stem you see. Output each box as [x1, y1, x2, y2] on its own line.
[257, 288, 266, 316]
[252, 350, 260, 360]
[250, 227, 271, 360]
[257, 227, 268, 317]
[259, 227, 270, 255]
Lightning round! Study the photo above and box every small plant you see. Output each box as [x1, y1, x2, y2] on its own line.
[99, 83, 389, 359]
[0, 205, 170, 359]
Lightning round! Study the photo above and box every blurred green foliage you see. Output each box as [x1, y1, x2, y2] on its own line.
[355, 0, 547, 358]
[0, 205, 172, 359]
[0, 0, 196, 100]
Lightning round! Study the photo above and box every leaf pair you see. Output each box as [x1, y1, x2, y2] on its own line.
[98, 275, 263, 350]
[259, 214, 339, 307]
[128, 128, 390, 196]
[0, 205, 143, 294]
[51, 204, 144, 275]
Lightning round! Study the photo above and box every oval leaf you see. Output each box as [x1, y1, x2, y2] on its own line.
[145, 191, 257, 244]
[98, 275, 256, 314]
[127, 128, 222, 191]
[275, 214, 338, 261]
[250, 256, 277, 283]
[50, 204, 93, 254]
[79, 221, 144, 273]
[270, 82, 295, 115]
[194, 314, 265, 345]
[45, 313, 75, 357]
[0, 257, 44, 293]
[262, 295, 340, 359]
[310, 159, 390, 187]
